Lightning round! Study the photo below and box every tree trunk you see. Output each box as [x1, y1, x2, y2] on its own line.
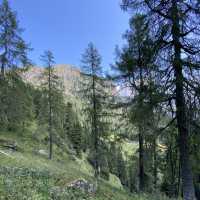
[92, 71, 99, 186]
[153, 137, 157, 189]
[139, 125, 145, 191]
[1, 61, 5, 78]
[48, 64, 53, 160]
[172, 1, 196, 199]
[138, 60, 145, 192]
[1, 51, 7, 79]
[175, 66, 196, 200]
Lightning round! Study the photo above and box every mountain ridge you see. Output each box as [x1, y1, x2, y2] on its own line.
[22, 64, 81, 96]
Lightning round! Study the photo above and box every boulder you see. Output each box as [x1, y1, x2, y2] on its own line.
[38, 149, 48, 157]
[67, 179, 97, 194]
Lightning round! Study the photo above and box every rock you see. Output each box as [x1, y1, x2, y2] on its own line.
[38, 149, 48, 157]
[67, 179, 97, 194]
[88, 183, 97, 193]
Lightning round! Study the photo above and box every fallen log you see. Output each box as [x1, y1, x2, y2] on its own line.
[0, 139, 18, 151]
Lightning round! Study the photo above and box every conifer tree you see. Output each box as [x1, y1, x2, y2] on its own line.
[40, 50, 65, 159]
[80, 43, 108, 187]
[64, 102, 82, 157]
[116, 148, 128, 186]
[122, 1, 200, 199]
[115, 14, 159, 191]
[0, 0, 32, 131]
[108, 142, 118, 175]
[41, 50, 55, 159]
[0, 0, 31, 78]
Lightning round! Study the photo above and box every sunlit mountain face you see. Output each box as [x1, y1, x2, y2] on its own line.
[22, 64, 118, 97]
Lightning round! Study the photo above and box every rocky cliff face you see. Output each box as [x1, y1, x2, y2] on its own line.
[23, 64, 118, 98]
[22, 64, 81, 96]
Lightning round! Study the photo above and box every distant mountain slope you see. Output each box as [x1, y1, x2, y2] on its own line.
[23, 64, 118, 98]
[22, 64, 81, 96]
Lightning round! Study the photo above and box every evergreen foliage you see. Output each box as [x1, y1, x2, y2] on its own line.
[1, 0, 200, 199]
[79, 43, 110, 184]
[40, 50, 65, 159]
[64, 102, 82, 157]
[0, 0, 31, 77]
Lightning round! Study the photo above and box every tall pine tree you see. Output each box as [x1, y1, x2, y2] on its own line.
[40, 50, 65, 159]
[122, 1, 200, 199]
[0, 0, 31, 78]
[80, 43, 108, 187]
[115, 14, 159, 191]
[0, 0, 33, 131]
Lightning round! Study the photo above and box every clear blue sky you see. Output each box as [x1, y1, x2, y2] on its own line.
[9, 0, 129, 70]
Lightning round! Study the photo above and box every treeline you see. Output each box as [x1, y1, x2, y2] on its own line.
[1, 0, 200, 200]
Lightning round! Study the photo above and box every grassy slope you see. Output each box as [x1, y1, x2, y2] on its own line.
[0, 127, 173, 200]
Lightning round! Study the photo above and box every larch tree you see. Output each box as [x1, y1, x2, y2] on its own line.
[0, 0, 32, 131]
[64, 102, 82, 157]
[122, 0, 200, 199]
[80, 43, 107, 187]
[40, 50, 64, 160]
[0, 0, 31, 78]
[115, 14, 159, 191]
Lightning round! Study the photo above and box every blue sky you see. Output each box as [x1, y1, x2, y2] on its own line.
[9, 0, 129, 70]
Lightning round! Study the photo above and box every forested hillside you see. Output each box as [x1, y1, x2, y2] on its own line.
[0, 0, 200, 199]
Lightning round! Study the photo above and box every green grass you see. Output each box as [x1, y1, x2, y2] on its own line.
[0, 129, 175, 200]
